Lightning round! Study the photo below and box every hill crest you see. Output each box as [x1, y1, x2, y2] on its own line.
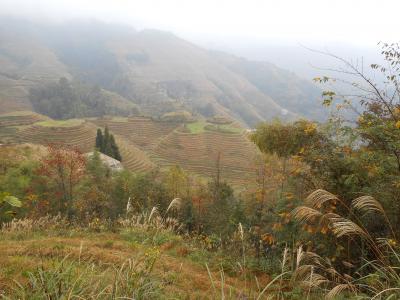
[0, 18, 323, 126]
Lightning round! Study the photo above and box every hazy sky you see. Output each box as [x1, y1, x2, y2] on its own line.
[1, 0, 399, 46]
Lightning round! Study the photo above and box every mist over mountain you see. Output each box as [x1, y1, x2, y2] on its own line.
[0, 17, 326, 126]
[194, 37, 384, 80]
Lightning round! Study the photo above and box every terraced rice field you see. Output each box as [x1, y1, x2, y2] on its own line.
[91, 117, 179, 150]
[1, 115, 155, 174]
[19, 123, 152, 173]
[0, 111, 51, 143]
[91, 117, 260, 186]
[15, 120, 97, 153]
[152, 127, 260, 186]
[1, 112, 260, 185]
[34, 119, 84, 127]
[0, 111, 50, 127]
[114, 135, 156, 173]
[187, 120, 243, 134]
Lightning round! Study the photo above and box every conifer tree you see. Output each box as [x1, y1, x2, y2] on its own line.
[94, 127, 122, 161]
[103, 126, 112, 156]
[95, 129, 103, 151]
[110, 134, 122, 161]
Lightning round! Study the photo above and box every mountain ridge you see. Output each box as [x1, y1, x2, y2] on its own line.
[0, 18, 324, 126]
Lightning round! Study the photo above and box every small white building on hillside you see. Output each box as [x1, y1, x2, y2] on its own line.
[85, 152, 123, 171]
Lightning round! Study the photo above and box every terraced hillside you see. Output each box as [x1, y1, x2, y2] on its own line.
[0, 116, 155, 174]
[15, 119, 97, 153]
[1, 112, 260, 186]
[0, 111, 50, 127]
[91, 117, 179, 150]
[91, 117, 260, 186]
[114, 135, 156, 173]
[0, 111, 51, 143]
[152, 125, 260, 186]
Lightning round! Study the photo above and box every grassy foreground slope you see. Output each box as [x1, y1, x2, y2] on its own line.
[0, 220, 268, 299]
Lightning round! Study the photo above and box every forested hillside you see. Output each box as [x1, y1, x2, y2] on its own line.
[29, 78, 139, 119]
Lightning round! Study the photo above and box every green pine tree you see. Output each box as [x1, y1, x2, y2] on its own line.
[95, 129, 103, 150]
[95, 126, 122, 161]
[103, 126, 112, 156]
[110, 134, 122, 161]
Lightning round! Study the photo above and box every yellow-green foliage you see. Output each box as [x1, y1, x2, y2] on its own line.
[186, 121, 206, 134]
[35, 119, 84, 127]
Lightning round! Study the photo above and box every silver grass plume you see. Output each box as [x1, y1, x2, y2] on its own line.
[166, 198, 182, 214]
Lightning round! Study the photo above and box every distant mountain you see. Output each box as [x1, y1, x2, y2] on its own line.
[197, 37, 382, 81]
[0, 18, 325, 126]
[211, 52, 325, 121]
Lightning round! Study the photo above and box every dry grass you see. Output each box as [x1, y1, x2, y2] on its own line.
[288, 189, 400, 299]
[0, 233, 212, 298]
[0, 215, 269, 299]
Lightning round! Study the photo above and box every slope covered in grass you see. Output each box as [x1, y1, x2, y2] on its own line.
[0, 219, 268, 299]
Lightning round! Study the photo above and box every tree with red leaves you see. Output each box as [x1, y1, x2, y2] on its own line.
[35, 144, 86, 216]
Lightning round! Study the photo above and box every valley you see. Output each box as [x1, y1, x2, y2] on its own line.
[1, 7, 395, 298]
